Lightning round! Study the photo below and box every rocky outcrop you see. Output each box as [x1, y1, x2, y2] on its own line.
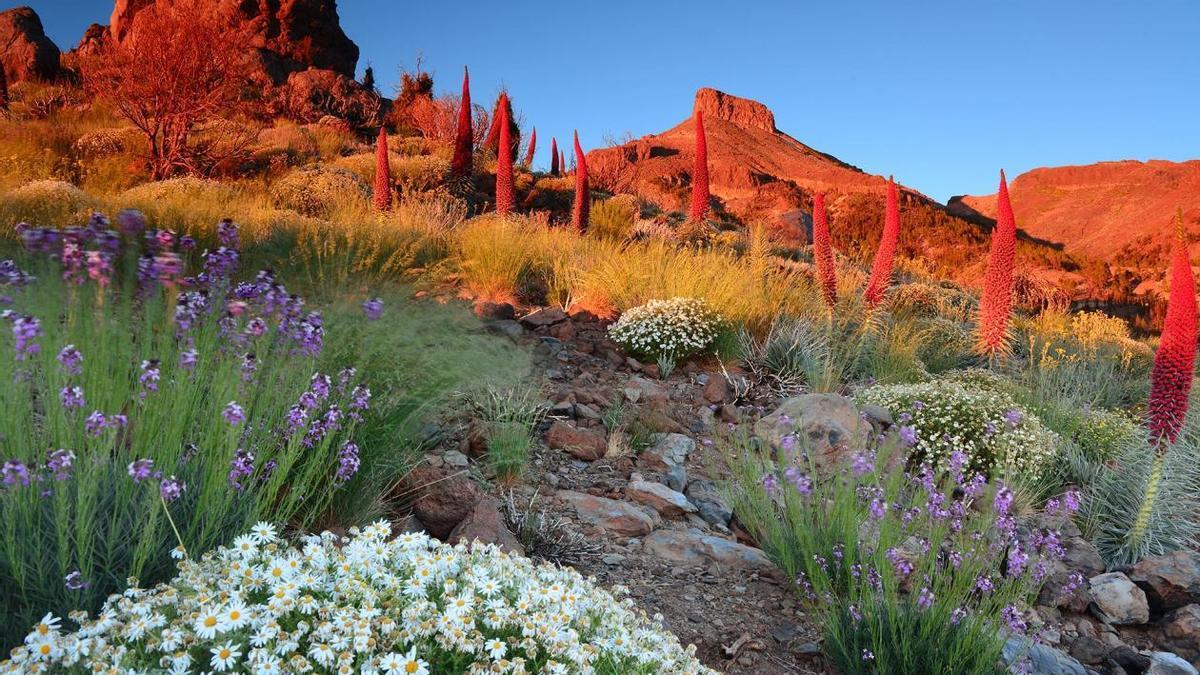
[108, 0, 359, 84]
[0, 6, 63, 84]
[692, 87, 775, 133]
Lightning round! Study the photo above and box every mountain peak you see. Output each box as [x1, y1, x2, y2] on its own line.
[692, 87, 775, 133]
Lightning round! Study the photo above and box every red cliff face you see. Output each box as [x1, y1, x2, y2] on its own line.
[950, 160, 1200, 264]
[0, 6, 64, 84]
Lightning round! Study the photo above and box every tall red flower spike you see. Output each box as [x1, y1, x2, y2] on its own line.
[572, 131, 590, 232]
[524, 127, 537, 168]
[373, 127, 392, 211]
[450, 67, 473, 179]
[864, 176, 901, 308]
[812, 192, 837, 308]
[689, 110, 710, 221]
[550, 137, 560, 176]
[560, 149, 567, 175]
[0, 66, 8, 111]
[494, 93, 515, 215]
[1148, 210, 1197, 447]
[976, 170, 1019, 354]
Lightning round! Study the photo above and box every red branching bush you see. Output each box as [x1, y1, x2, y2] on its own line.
[524, 127, 537, 168]
[1147, 211, 1198, 446]
[494, 94, 515, 215]
[450, 67, 474, 179]
[572, 131, 590, 232]
[550, 137, 560, 176]
[689, 111, 710, 221]
[864, 177, 901, 308]
[373, 127, 392, 211]
[976, 170, 1018, 354]
[812, 192, 837, 308]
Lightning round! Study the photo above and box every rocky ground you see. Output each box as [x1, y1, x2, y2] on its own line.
[396, 301, 1200, 675]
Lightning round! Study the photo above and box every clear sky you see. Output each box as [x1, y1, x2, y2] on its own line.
[21, 0, 1200, 202]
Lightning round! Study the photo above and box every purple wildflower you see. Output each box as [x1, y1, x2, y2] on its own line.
[1003, 409, 1022, 426]
[916, 586, 935, 610]
[950, 606, 969, 625]
[223, 401, 246, 426]
[310, 373, 332, 399]
[159, 475, 185, 502]
[84, 411, 107, 436]
[240, 352, 257, 382]
[784, 466, 813, 495]
[335, 441, 361, 484]
[898, 425, 918, 447]
[216, 218, 240, 249]
[64, 570, 90, 591]
[850, 451, 875, 476]
[975, 574, 995, 594]
[869, 498, 888, 520]
[1001, 604, 1027, 634]
[228, 449, 255, 491]
[2, 460, 31, 487]
[762, 473, 779, 495]
[139, 360, 160, 394]
[46, 449, 75, 481]
[127, 458, 157, 484]
[56, 344, 82, 375]
[886, 547, 913, 577]
[60, 386, 85, 411]
[362, 297, 384, 320]
[116, 210, 146, 237]
[179, 349, 198, 372]
[12, 314, 42, 360]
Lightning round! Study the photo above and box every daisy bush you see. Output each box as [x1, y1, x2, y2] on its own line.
[0, 213, 370, 645]
[2, 521, 715, 674]
[856, 378, 1058, 479]
[607, 297, 722, 363]
[724, 431, 1082, 674]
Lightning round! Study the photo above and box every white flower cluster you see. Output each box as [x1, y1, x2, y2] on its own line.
[608, 297, 722, 361]
[857, 379, 1059, 478]
[4, 522, 714, 675]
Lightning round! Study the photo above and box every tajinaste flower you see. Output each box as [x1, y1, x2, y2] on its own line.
[60, 386, 85, 411]
[159, 476, 186, 503]
[335, 442, 360, 484]
[127, 458, 157, 484]
[46, 449, 75, 481]
[57, 344, 82, 375]
[362, 297, 384, 320]
[223, 401, 246, 426]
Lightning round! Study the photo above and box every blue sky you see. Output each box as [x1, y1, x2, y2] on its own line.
[23, 0, 1200, 201]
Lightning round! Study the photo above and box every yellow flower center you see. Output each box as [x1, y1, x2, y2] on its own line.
[406, 663, 419, 674]
[39, 645, 51, 656]
[219, 648, 231, 659]
[229, 610, 241, 621]
[204, 617, 217, 628]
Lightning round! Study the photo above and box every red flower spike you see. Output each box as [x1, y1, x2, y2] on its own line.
[689, 110, 710, 221]
[550, 137, 560, 176]
[373, 127, 392, 211]
[524, 127, 537, 168]
[976, 170, 1019, 354]
[1148, 210, 1198, 446]
[494, 93, 515, 215]
[572, 131, 590, 232]
[812, 192, 837, 308]
[864, 176, 901, 308]
[450, 67, 473, 179]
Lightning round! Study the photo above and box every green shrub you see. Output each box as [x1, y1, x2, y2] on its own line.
[0, 180, 95, 228]
[270, 165, 370, 218]
[608, 297, 723, 363]
[723, 433, 1076, 675]
[856, 378, 1059, 478]
[460, 385, 548, 481]
[589, 195, 640, 241]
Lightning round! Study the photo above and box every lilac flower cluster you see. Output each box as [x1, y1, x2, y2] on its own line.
[1, 259, 35, 306]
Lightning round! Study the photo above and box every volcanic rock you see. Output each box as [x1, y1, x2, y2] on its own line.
[0, 7, 63, 83]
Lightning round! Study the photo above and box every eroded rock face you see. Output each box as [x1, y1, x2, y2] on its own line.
[109, 0, 359, 84]
[692, 87, 775, 133]
[0, 6, 63, 84]
[1089, 572, 1150, 625]
[1127, 550, 1200, 613]
[754, 393, 871, 475]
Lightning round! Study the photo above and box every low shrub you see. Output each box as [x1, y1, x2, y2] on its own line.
[608, 297, 723, 365]
[724, 433, 1080, 675]
[270, 165, 371, 218]
[0, 180, 95, 228]
[460, 385, 549, 481]
[589, 194, 640, 242]
[856, 378, 1059, 478]
[2, 522, 714, 674]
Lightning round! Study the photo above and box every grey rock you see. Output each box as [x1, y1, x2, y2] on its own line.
[627, 480, 697, 518]
[442, 450, 470, 469]
[755, 394, 871, 475]
[1127, 550, 1200, 613]
[1003, 636, 1090, 675]
[1090, 572, 1150, 625]
[520, 306, 568, 327]
[649, 433, 695, 466]
[486, 320, 524, 339]
[1146, 652, 1198, 675]
[685, 479, 733, 528]
[642, 528, 774, 574]
[664, 464, 688, 492]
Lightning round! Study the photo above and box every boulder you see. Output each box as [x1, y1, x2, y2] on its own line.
[545, 421, 607, 461]
[642, 528, 774, 574]
[626, 480, 697, 518]
[408, 466, 482, 540]
[1127, 550, 1200, 613]
[448, 496, 524, 555]
[473, 300, 516, 321]
[1089, 572, 1150, 625]
[1147, 652, 1198, 675]
[1002, 637, 1090, 675]
[755, 394, 871, 473]
[639, 432, 695, 470]
[0, 7, 63, 84]
[519, 306, 567, 328]
[1161, 604, 1200, 662]
[558, 490, 659, 537]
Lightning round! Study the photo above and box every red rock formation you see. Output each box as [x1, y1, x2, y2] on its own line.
[952, 160, 1200, 262]
[812, 192, 837, 308]
[450, 67, 473, 179]
[0, 6, 63, 84]
[976, 171, 1017, 354]
[864, 177, 900, 308]
[373, 127, 391, 211]
[572, 131, 590, 231]
[689, 110, 710, 221]
[108, 0, 359, 84]
[494, 93, 515, 215]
